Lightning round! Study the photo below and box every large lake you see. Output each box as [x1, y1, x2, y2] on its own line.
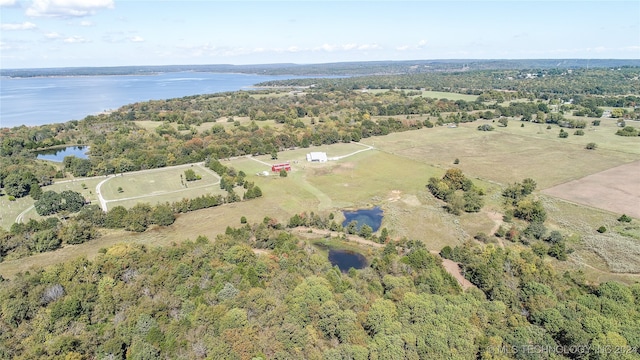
[0, 72, 306, 128]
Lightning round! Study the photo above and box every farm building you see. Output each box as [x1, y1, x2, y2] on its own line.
[271, 163, 291, 172]
[306, 152, 328, 162]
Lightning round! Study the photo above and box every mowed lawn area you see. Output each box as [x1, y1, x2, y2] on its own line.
[99, 163, 221, 210]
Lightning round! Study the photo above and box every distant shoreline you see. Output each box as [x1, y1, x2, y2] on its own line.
[3, 59, 639, 79]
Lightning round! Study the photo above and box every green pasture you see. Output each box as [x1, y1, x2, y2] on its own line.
[419, 90, 478, 102]
[1, 176, 104, 228]
[3, 114, 639, 283]
[361, 89, 478, 102]
[364, 118, 639, 189]
[99, 163, 221, 210]
[0, 195, 33, 230]
[134, 120, 164, 132]
[222, 146, 493, 250]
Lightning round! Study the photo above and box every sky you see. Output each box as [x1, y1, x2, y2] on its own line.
[1, 0, 639, 69]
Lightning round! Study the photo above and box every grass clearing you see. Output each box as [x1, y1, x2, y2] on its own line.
[2, 177, 105, 227]
[100, 163, 221, 210]
[365, 119, 639, 189]
[2, 117, 639, 283]
[360, 89, 478, 102]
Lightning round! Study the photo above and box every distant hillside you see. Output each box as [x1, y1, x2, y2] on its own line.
[2, 59, 639, 78]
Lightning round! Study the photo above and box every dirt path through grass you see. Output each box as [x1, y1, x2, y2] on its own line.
[430, 250, 477, 290]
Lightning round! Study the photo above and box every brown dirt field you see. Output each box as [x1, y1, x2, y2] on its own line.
[542, 160, 640, 219]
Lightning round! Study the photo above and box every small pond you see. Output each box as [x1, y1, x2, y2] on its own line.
[328, 249, 368, 273]
[36, 146, 90, 162]
[342, 206, 383, 232]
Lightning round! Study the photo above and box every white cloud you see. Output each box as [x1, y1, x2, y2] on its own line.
[357, 43, 381, 51]
[1, 22, 37, 30]
[313, 43, 381, 52]
[63, 35, 89, 43]
[0, 0, 17, 7]
[129, 36, 144, 43]
[318, 43, 336, 52]
[397, 40, 427, 51]
[44, 32, 62, 39]
[79, 20, 93, 26]
[27, 0, 114, 17]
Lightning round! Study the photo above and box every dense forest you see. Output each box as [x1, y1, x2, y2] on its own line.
[1, 223, 639, 359]
[1, 65, 640, 359]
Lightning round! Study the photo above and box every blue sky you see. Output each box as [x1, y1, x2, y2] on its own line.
[1, 0, 639, 69]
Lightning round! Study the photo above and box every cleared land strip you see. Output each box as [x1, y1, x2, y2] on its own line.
[104, 182, 221, 206]
[329, 142, 374, 160]
[542, 160, 640, 219]
[95, 162, 220, 211]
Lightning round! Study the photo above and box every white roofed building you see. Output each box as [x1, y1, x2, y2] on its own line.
[306, 152, 328, 162]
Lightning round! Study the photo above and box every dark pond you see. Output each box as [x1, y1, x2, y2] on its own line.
[36, 146, 89, 162]
[328, 249, 368, 273]
[342, 206, 383, 232]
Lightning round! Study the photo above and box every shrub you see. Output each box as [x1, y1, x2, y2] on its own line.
[440, 246, 453, 259]
[574, 129, 584, 136]
[454, 158, 460, 164]
[559, 129, 568, 138]
[585, 142, 597, 150]
[616, 126, 638, 137]
[240, 216, 247, 224]
[524, 222, 547, 240]
[546, 230, 564, 244]
[597, 226, 607, 233]
[474, 232, 490, 243]
[548, 241, 567, 260]
[531, 242, 548, 258]
[618, 214, 633, 223]
[184, 169, 198, 181]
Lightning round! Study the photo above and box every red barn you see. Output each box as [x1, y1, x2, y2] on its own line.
[271, 163, 291, 172]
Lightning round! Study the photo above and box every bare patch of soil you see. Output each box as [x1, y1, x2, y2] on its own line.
[429, 250, 477, 290]
[542, 160, 640, 219]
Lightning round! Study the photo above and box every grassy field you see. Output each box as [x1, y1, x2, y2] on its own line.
[0, 176, 104, 228]
[2, 116, 639, 283]
[364, 118, 640, 189]
[361, 89, 478, 102]
[99, 163, 221, 210]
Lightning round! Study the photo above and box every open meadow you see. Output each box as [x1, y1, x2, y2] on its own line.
[0, 175, 103, 229]
[98, 163, 221, 210]
[2, 116, 640, 283]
